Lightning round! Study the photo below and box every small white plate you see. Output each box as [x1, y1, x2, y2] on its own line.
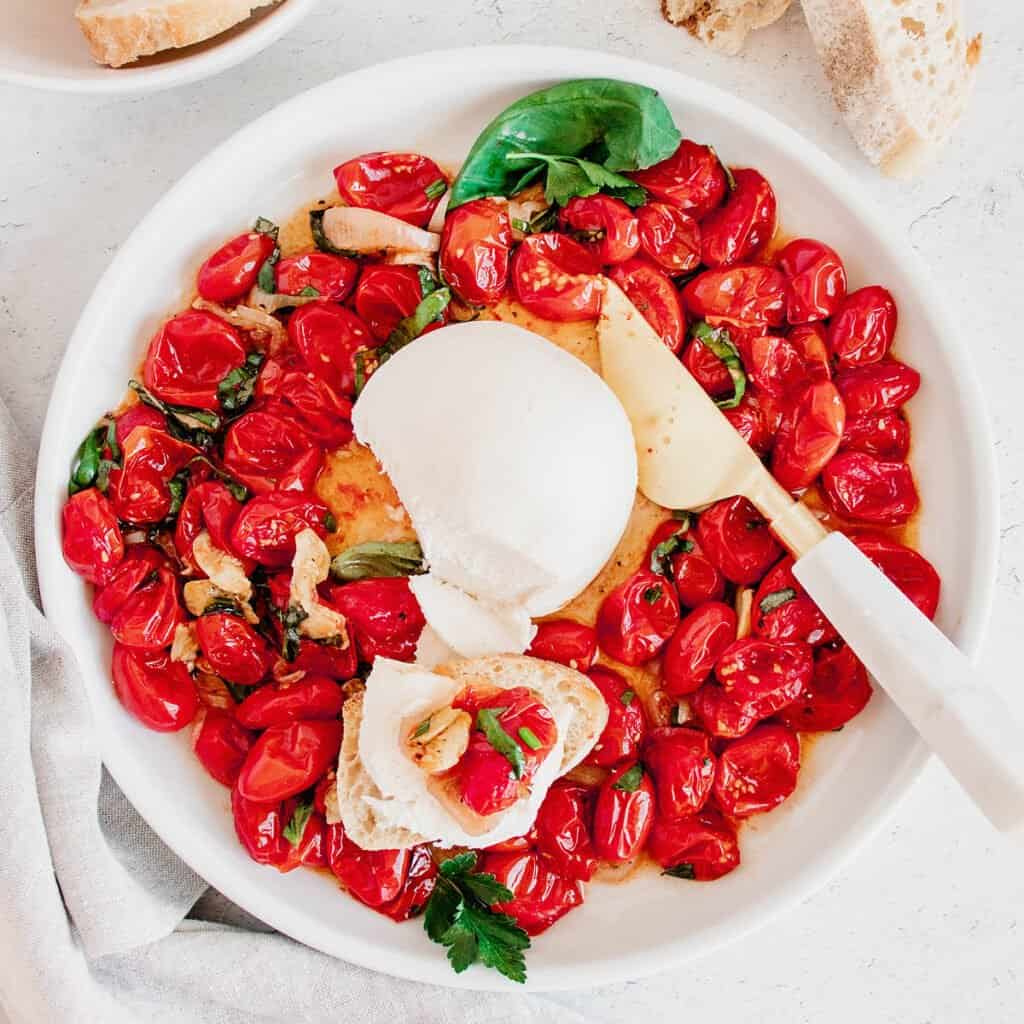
[35, 46, 998, 990]
[0, 0, 319, 94]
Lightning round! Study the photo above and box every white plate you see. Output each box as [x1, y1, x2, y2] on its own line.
[34, 46, 998, 990]
[0, 0, 319, 94]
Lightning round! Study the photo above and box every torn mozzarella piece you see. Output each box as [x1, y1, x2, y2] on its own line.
[288, 528, 349, 644]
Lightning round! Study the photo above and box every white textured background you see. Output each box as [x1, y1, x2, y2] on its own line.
[1, 2, 1023, 1020]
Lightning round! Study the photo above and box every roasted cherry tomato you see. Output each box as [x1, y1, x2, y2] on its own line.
[585, 666, 647, 768]
[367, 843, 438, 921]
[828, 286, 898, 366]
[690, 682, 763, 739]
[643, 727, 716, 819]
[276, 447, 325, 494]
[699, 168, 776, 267]
[236, 676, 344, 728]
[111, 643, 197, 732]
[745, 334, 813, 399]
[333, 151, 446, 228]
[197, 231, 276, 304]
[222, 408, 316, 495]
[451, 686, 558, 818]
[328, 824, 413, 907]
[440, 197, 513, 306]
[143, 310, 248, 411]
[236, 719, 342, 803]
[786, 323, 832, 383]
[853, 533, 941, 619]
[535, 781, 598, 882]
[636, 202, 700, 272]
[195, 613, 273, 686]
[482, 850, 585, 935]
[645, 518, 727, 607]
[193, 708, 255, 786]
[696, 497, 782, 585]
[355, 264, 425, 341]
[115, 403, 166, 446]
[98, 559, 181, 650]
[92, 544, 165, 624]
[512, 233, 604, 321]
[840, 410, 911, 460]
[275, 252, 358, 302]
[627, 139, 727, 219]
[777, 237, 847, 323]
[260, 369, 353, 449]
[752, 556, 836, 646]
[715, 637, 813, 707]
[527, 619, 597, 670]
[834, 360, 920, 418]
[822, 450, 919, 525]
[682, 331, 735, 398]
[596, 569, 681, 665]
[771, 380, 846, 492]
[661, 601, 738, 697]
[558, 194, 640, 265]
[231, 784, 289, 867]
[608, 257, 685, 352]
[779, 644, 873, 732]
[62, 487, 124, 585]
[108, 426, 199, 525]
[647, 805, 740, 880]
[723, 389, 775, 456]
[279, 802, 329, 872]
[592, 762, 656, 863]
[288, 303, 375, 397]
[327, 577, 425, 663]
[174, 480, 244, 572]
[229, 492, 330, 568]
[714, 723, 800, 818]
[682, 265, 787, 328]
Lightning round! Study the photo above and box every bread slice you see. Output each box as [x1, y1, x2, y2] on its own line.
[801, 0, 982, 177]
[661, 0, 792, 56]
[75, 0, 277, 68]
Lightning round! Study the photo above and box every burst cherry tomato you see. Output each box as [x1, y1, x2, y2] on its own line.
[585, 666, 646, 768]
[714, 723, 800, 818]
[276, 447, 325, 495]
[822, 450, 919, 525]
[231, 784, 289, 867]
[853, 533, 941, 618]
[696, 497, 782, 585]
[645, 518, 726, 607]
[558, 194, 640, 265]
[786, 323, 832, 382]
[288, 303, 375, 397]
[608, 258, 685, 352]
[700, 168, 776, 267]
[636, 202, 701, 272]
[279, 802, 329, 872]
[236, 676, 344, 728]
[723, 390, 775, 456]
[682, 331, 735, 398]
[264, 371, 353, 450]
[527, 620, 597, 670]
[771, 380, 846, 492]
[648, 805, 740, 880]
[512, 233, 604, 321]
[682, 265, 787, 328]
[834, 360, 920, 417]
[828, 286, 898, 366]
[327, 577, 425, 663]
[715, 637, 813, 707]
[627, 139, 727, 219]
[222, 409, 316, 495]
[195, 613, 273, 686]
[327, 824, 413, 908]
[143, 310, 248, 411]
[481, 850, 585, 935]
[777, 238, 847, 323]
[840, 410, 911, 460]
[98, 558, 181, 650]
[236, 719, 342, 803]
[92, 544, 165, 624]
[108, 426, 199, 525]
[174, 480, 244, 572]
[745, 334, 812, 399]
[193, 708, 255, 786]
[592, 762, 655, 863]
[62, 487, 124, 585]
[229, 492, 330, 568]
[779, 644, 873, 732]
[275, 252, 358, 302]
[644, 727, 716, 819]
[197, 232, 276, 304]
[596, 569, 681, 665]
[333, 151, 446, 227]
[114, 403, 165, 446]
[690, 682, 763, 739]
[662, 601, 738, 697]
[535, 781, 598, 881]
[753, 556, 836, 646]
[355, 264, 425, 341]
[440, 198, 513, 306]
[111, 643, 197, 732]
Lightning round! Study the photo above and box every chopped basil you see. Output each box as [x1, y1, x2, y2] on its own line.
[413, 717, 432, 738]
[323, 512, 337, 533]
[649, 533, 694, 577]
[759, 587, 798, 616]
[330, 540, 425, 582]
[217, 352, 264, 413]
[252, 216, 280, 241]
[257, 246, 280, 294]
[224, 680, 255, 704]
[620, 689, 636, 706]
[642, 585, 663, 605]
[689, 321, 747, 411]
[129, 380, 221, 444]
[298, 285, 320, 297]
[424, 178, 448, 200]
[511, 217, 529, 233]
[476, 708, 526, 779]
[202, 597, 245, 617]
[353, 349, 373, 397]
[282, 800, 314, 846]
[68, 418, 118, 495]
[166, 471, 188, 519]
[377, 287, 452, 365]
[518, 726, 542, 751]
[309, 209, 359, 257]
[418, 266, 441, 297]
[281, 603, 309, 662]
[663, 862, 696, 880]
[612, 764, 644, 792]
[186, 455, 249, 503]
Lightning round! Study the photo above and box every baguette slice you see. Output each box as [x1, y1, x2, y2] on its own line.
[661, 0, 793, 56]
[801, 0, 982, 177]
[75, 0, 277, 68]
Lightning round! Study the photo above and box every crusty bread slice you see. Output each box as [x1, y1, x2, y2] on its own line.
[801, 0, 981, 177]
[75, 0, 277, 68]
[661, 0, 792, 56]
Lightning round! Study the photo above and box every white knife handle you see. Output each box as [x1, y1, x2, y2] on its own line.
[794, 532, 1024, 840]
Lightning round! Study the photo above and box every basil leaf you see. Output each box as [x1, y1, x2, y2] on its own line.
[282, 800, 314, 847]
[642, 585, 663, 605]
[476, 708, 526, 779]
[663, 862, 696, 880]
[256, 244, 280, 295]
[689, 321, 747, 410]
[202, 597, 245, 617]
[253, 216, 280, 241]
[281, 603, 309, 662]
[377, 287, 451, 366]
[298, 285, 320, 297]
[413, 716, 432, 738]
[309, 209, 359, 257]
[166, 471, 188, 520]
[518, 726, 542, 751]
[424, 178, 448, 200]
[759, 587, 799, 615]
[620, 689, 636, 706]
[417, 266, 440, 297]
[649, 533, 694, 576]
[330, 540, 425, 582]
[129, 380, 221, 441]
[68, 423, 107, 495]
[449, 79, 680, 208]
[612, 764, 644, 792]
[217, 352, 264, 413]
